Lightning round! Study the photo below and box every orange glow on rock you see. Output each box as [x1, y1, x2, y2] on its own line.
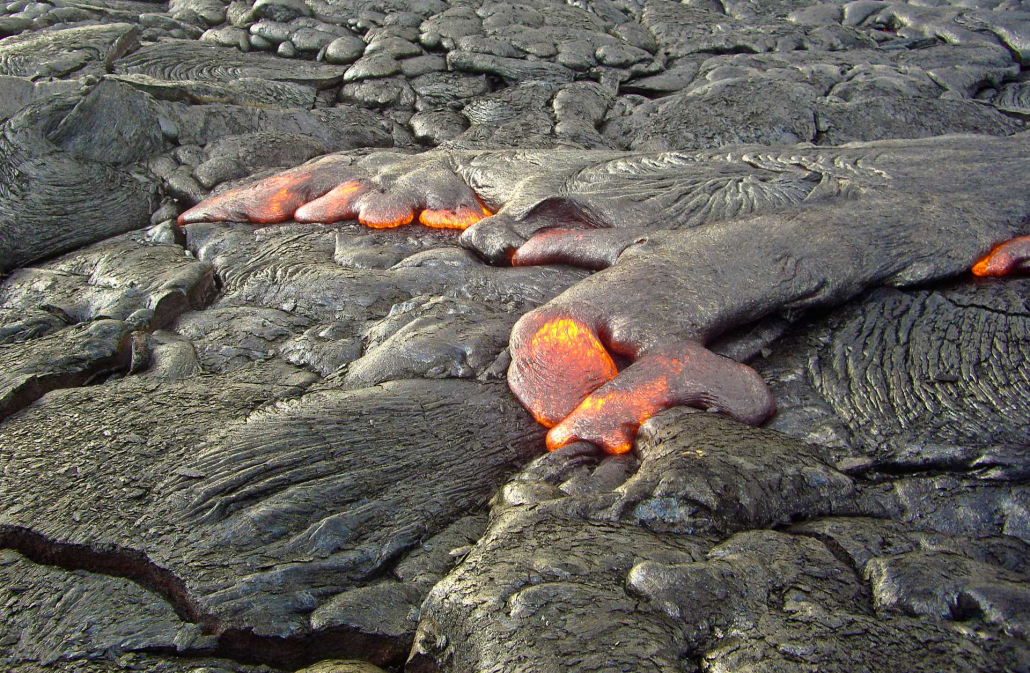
[419, 200, 493, 230]
[244, 172, 314, 224]
[538, 344, 775, 454]
[971, 235, 1030, 277]
[180, 171, 496, 234]
[177, 170, 319, 226]
[546, 364, 674, 454]
[359, 206, 415, 228]
[509, 316, 618, 428]
[294, 181, 366, 223]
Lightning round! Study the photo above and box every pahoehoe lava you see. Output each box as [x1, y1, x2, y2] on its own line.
[2, 0, 1030, 672]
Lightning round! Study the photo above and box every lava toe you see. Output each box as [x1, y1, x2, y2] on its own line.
[460, 213, 530, 264]
[972, 235, 1030, 277]
[177, 157, 355, 226]
[512, 228, 648, 270]
[508, 308, 618, 428]
[294, 180, 368, 223]
[398, 161, 494, 230]
[355, 191, 416, 228]
[419, 200, 493, 230]
[546, 341, 776, 454]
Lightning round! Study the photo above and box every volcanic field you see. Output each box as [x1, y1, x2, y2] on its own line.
[2, 0, 1030, 671]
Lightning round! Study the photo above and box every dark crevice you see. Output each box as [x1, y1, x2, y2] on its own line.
[0, 261, 220, 423]
[218, 624, 408, 671]
[696, 45, 758, 56]
[785, 526, 878, 616]
[0, 335, 133, 423]
[848, 455, 1027, 481]
[0, 524, 205, 625]
[0, 525, 412, 671]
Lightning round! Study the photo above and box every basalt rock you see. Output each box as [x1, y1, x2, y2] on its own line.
[0, 23, 139, 79]
[113, 41, 349, 88]
[0, 370, 545, 668]
[410, 412, 1030, 672]
[0, 84, 160, 273]
[2, 0, 1030, 670]
[761, 278, 1030, 476]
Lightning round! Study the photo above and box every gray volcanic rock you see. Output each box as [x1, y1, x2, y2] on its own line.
[0, 318, 135, 422]
[325, 33, 367, 64]
[0, 23, 139, 79]
[410, 413, 1030, 672]
[0, 549, 212, 667]
[0, 75, 80, 121]
[113, 41, 348, 87]
[2, 0, 1030, 670]
[995, 80, 1030, 115]
[113, 73, 320, 108]
[0, 371, 544, 666]
[0, 231, 216, 418]
[761, 279, 1030, 475]
[446, 50, 575, 84]
[816, 95, 1020, 144]
[0, 236, 215, 330]
[47, 78, 168, 166]
[605, 76, 821, 150]
[162, 103, 393, 150]
[0, 86, 160, 273]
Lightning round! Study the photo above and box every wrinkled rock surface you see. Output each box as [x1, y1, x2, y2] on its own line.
[1, 0, 1029, 671]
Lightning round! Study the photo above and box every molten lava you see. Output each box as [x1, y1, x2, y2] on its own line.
[294, 181, 366, 223]
[511, 317, 777, 454]
[419, 201, 493, 230]
[179, 170, 495, 232]
[508, 315, 618, 429]
[358, 204, 416, 228]
[178, 170, 321, 226]
[545, 358, 679, 454]
[972, 235, 1030, 277]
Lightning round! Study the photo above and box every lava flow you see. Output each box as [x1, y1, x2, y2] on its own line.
[181, 172, 494, 231]
[179, 170, 321, 225]
[545, 361, 677, 454]
[510, 314, 777, 454]
[294, 180, 366, 223]
[508, 315, 618, 429]
[972, 235, 1030, 277]
[419, 200, 494, 230]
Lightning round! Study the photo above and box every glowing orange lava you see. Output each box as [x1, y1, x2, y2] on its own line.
[419, 201, 493, 230]
[178, 171, 318, 226]
[546, 364, 674, 454]
[512, 316, 618, 428]
[359, 207, 415, 228]
[295, 181, 365, 223]
[180, 171, 497, 234]
[972, 235, 1030, 277]
[245, 172, 318, 223]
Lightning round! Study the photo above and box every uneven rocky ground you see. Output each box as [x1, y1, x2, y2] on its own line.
[1, 0, 1029, 671]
